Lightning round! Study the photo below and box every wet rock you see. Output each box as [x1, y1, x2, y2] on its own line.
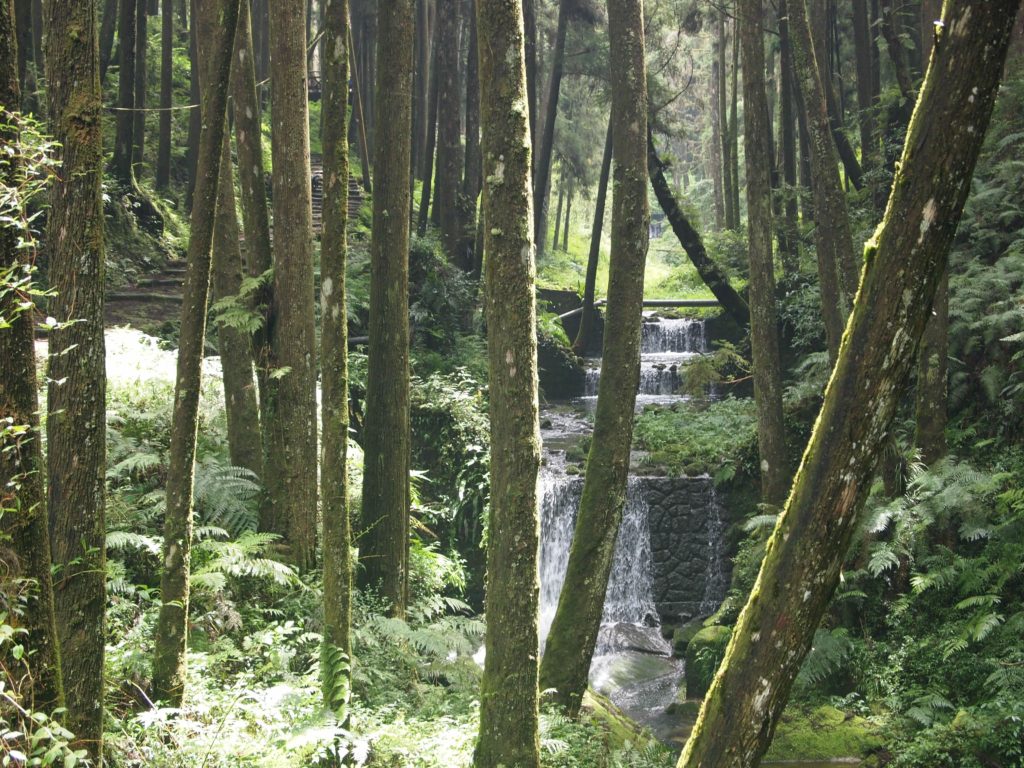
[598, 622, 671, 655]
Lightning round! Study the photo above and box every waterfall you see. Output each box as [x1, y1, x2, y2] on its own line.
[641, 317, 707, 354]
[698, 484, 729, 615]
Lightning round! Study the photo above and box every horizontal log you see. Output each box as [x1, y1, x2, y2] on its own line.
[557, 297, 719, 320]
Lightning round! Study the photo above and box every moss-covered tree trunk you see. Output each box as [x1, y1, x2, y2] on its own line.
[152, 0, 239, 706]
[434, 0, 462, 264]
[678, 3, 1019, 765]
[112, 0, 137, 184]
[533, 0, 569, 255]
[787, 0, 857, 362]
[320, 0, 352, 716]
[265, 0, 319, 570]
[0, 4, 62, 712]
[43, 0, 106, 754]
[211, 131, 262, 476]
[473, 0, 541, 764]
[539, 0, 649, 716]
[741, 0, 788, 506]
[156, 0, 172, 189]
[648, 134, 750, 328]
[358, 0, 412, 616]
[573, 116, 612, 355]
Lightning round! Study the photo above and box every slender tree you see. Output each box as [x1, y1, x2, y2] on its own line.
[156, 0, 173, 189]
[416, 19, 438, 236]
[112, 0, 137, 184]
[434, 0, 462, 263]
[264, 0, 319, 570]
[132, 0, 147, 176]
[185, 0, 200, 210]
[677, 3, 1019, 764]
[152, 0, 240, 706]
[44, 0, 106, 755]
[358, 0, 413, 616]
[0, 1, 62, 712]
[718, 12, 736, 230]
[573, 116, 612, 354]
[709, 28, 725, 231]
[777, 0, 799, 275]
[473, 0, 541, 763]
[320, 0, 351, 716]
[741, 0, 787, 505]
[539, 0, 649, 715]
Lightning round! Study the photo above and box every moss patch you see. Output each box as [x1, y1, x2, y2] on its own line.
[685, 625, 731, 698]
[765, 705, 884, 762]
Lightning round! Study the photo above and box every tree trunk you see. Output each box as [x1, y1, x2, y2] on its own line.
[460, 0, 481, 265]
[741, 0, 788, 506]
[718, 11, 736, 230]
[43, 0, 106, 755]
[434, 0, 462, 263]
[552, 184, 563, 251]
[358, 0, 412, 617]
[212, 131, 262, 476]
[677, 4, 1019, 764]
[788, 0, 857, 362]
[113, 0, 136, 185]
[777, 0, 799, 276]
[852, 0, 876, 175]
[0, 2, 62, 712]
[473, 0, 541, 763]
[13, 0, 28, 95]
[573, 116, 612, 355]
[523, 0, 537, 153]
[648, 135, 751, 328]
[99, 0, 117, 80]
[320, 0, 351, 716]
[185, 0, 199, 209]
[151, 0, 239, 707]
[532, 0, 569, 254]
[416, 19, 439, 236]
[562, 178, 572, 252]
[132, 0, 147, 178]
[156, 0, 172, 189]
[539, 0, 649, 716]
[709, 31, 725, 231]
[266, 0, 319, 571]
[728, 13, 741, 228]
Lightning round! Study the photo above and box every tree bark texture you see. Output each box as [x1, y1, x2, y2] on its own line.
[43, 0, 106, 754]
[152, 0, 239, 706]
[132, 0, 147, 176]
[648, 135, 751, 328]
[539, 0, 649, 716]
[741, 0, 788, 506]
[0, 3, 62, 712]
[532, 0, 569, 254]
[573, 116, 612, 355]
[113, 0, 137, 184]
[473, 0, 541, 763]
[265, 0, 319, 571]
[787, 0, 857, 362]
[358, 0, 412, 616]
[434, 0, 462, 264]
[677, 4, 1020, 765]
[320, 0, 352, 716]
[156, 0, 173, 189]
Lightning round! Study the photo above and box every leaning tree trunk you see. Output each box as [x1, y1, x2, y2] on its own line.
[358, 0, 413, 617]
[320, 0, 352, 717]
[43, 0, 106, 755]
[112, 0, 136, 184]
[741, 0, 787, 506]
[152, 0, 240, 706]
[434, 0, 462, 264]
[156, 0, 173, 189]
[473, 0, 541, 764]
[648, 134, 750, 328]
[532, 0, 570, 254]
[678, 4, 1020, 765]
[265, 0, 319, 570]
[539, 0, 649, 716]
[0, 3, 62, 712]
[787, 0, 857, 362]
[573, 116, 612, 355]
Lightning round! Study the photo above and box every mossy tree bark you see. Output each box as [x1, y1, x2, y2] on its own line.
[648, 134, 750, 328]
[112, 0, 137, 184]
[320, 0, 352, 716]
[43, 0, 106, 755]
[741, 0, 788, 506]
[358, 0, 412, 616]
[573, 116, 612, 355]
[677, 3, 1020, 765]
[156, 0, 172, 189]
[0, 5, 62, 712]
[787, 0, 857, 362]
[473, 0, 541, 764]
[265, 0, 319, 570]
[152, 0, 240, 706]
[434, 0, 463, 265]
[539, 0, 649, 716]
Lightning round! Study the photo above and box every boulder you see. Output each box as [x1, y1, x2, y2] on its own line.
[598, 622, 671, 656]
[684, 625, 732, 699]
[671, 616, 705, 657]
[537, 331, 585, 400]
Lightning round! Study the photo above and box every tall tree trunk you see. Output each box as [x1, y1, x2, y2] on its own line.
[416, 20, 438, 236]
[151, 0, 239, 707]
[552, 184, 563, 251]
[13, 0, 28, 96]
[677, 4, 1019, 765]
[709, 30, 725, 231]
[211, 132, 262, 476]
[648, 135, 751, 328]
[434, 0, 462, 263]
[320, 0, 351, 717]
[539, 0, 649, 716]
[461, 0, 480, 260]
[728, 13, 741, 228]
[185, 0, 199, 210]
[777, 0, 799, 276]
[523, 0, 537, 152]
[99, 0, 117, 80]
[132, 0, 147, 177]
[113, 0, 136, 185]
[561, 177, 572, 252]
[358, 0, 412, 617]
[718, 11, 736, 230]
[473, 0, 541, 763]
[265, 0, 319, 571]
[788, 0, 857, 361]
[43, 0, 106, 755]
[532, 0, 569, 254]
[0, 3, 62, 712]
[852, 0, 876, 175]
[741, 0, 788, 505]
[156, 0, 172, 189]
[573, 116, 612, 354]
